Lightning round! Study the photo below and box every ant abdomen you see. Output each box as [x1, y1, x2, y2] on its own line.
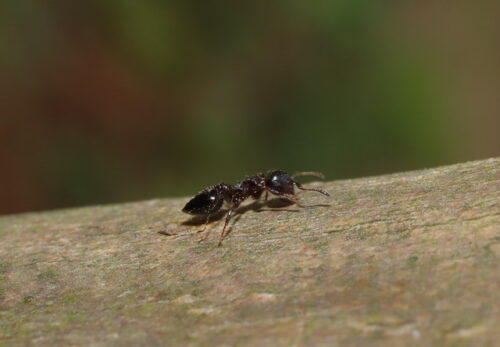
[182, 186, 224, 215]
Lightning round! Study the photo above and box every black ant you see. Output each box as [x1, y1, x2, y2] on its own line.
[179, 170, 329, 246]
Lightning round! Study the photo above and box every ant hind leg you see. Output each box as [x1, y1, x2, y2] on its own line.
[218, 209, 235, 247]
[197, 214, 212, 242]
[197, 214, 211, 233]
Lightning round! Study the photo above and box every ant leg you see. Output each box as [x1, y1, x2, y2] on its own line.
[197, 214, 212, 242]
[197, 214, 211, 233]
[294, 181, 330, 197]
[218, 209, 234, 247]
[292, 172, 325, 180]
[281, 194, 305, 208]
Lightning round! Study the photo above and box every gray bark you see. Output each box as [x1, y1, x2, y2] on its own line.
[0, 158, 499, 346]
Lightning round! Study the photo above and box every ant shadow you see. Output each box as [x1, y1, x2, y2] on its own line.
[180, 198, 330, 227]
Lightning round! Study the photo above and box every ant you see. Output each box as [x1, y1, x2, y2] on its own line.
[179, 170, 329, 246]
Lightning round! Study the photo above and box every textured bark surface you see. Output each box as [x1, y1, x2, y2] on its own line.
[0, 158, 499, 346]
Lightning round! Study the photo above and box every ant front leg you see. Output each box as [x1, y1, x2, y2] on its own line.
[281, 194, 305, 208]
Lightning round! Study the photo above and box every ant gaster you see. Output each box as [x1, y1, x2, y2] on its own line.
[182, 170, 329, 246]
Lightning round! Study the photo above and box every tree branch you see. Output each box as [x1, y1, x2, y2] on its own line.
[0, 158, 499, 345]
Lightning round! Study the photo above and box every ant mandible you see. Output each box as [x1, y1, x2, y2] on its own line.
[181, 170, 329, 246]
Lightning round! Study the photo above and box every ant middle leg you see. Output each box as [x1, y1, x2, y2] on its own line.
[251, 191, 268, 211]
[252, 190, 268, 202]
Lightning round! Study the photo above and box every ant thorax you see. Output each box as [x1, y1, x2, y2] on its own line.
[234, 175, 266, 198]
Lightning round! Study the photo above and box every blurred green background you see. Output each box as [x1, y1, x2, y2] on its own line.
[0, 1, 498, 215]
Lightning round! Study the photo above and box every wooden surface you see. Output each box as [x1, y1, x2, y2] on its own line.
[0, 158, 499, 346]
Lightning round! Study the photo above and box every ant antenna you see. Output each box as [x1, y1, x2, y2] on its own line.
[294, 181, 330, 197]
[292, 171, 329, 196]
[292, 172, 325, 180]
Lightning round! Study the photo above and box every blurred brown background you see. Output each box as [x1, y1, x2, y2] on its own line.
[0, 1, 498, 215]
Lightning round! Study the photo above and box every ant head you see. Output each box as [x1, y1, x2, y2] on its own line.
[183, 187, 223, 215]
[265, 170, 295, 196]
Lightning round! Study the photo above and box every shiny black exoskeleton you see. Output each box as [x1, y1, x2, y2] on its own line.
[182, 170, 329, 246]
